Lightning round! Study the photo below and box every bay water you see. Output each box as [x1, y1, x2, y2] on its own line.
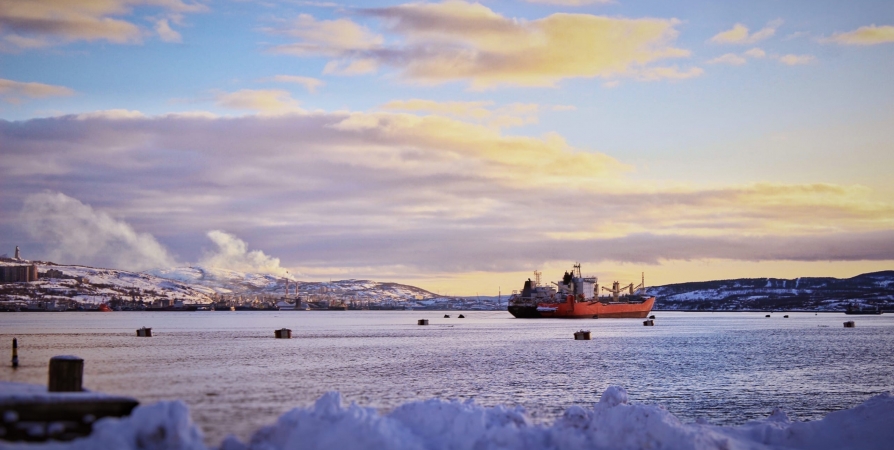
[1, 311, 892, 446]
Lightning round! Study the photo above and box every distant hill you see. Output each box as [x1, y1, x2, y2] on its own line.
[649, 271, 894, 311]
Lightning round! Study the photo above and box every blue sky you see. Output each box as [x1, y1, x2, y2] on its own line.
[1, 0, 893, 293]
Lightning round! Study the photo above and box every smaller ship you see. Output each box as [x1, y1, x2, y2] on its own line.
[844, 303, 883, 315]
[508, 264, 654, 319]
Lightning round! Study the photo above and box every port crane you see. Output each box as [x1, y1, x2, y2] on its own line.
[600, 273, 647, 302]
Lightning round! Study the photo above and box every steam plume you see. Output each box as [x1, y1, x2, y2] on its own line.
[20, 192, 177, 271]
[200, 230, 292, 278]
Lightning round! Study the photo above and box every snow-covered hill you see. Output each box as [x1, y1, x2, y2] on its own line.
[650, 271, 894, 311]
[0, 259, 215, 307]
[148, 266, 291, 294]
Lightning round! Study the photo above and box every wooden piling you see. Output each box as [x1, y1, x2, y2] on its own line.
[136, 327, 152, 337]
[573, 330, 591, 340]
[274, 328, 292, 339]
[417, 319, 429, 325]
[48, 356, 83, 392]
[11, 338, 18, 368]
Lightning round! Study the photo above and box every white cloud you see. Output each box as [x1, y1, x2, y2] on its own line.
[19, 191, 177, 271]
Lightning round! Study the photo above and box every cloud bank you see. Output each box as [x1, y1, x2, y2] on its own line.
[3, 111, 893, 277]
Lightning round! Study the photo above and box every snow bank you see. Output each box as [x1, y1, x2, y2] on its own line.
[3, 387, 892, 450]
[0, 401, 203, 450]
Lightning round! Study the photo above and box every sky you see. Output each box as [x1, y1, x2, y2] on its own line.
[1, 0, 893, 295]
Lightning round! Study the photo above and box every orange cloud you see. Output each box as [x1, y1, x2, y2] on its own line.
[381, 99, 540, 128]
[0, 78, 75, 103]
[825, 25, 894, 45]
[0, 0, 206, 50]
[707, 53, 747, 65]
[776, 54, 815, 66]
[214, 90, 304, 114]
[709, 20, 782, 45]
[268, 1, 698, 88]
[268, 14, 383, 57]
[260, 75, 325, 93]
[524, 0, 613, 5]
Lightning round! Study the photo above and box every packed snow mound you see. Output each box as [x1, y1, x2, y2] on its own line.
[223, 388, 894, 450]
[5, 388, 892, 450]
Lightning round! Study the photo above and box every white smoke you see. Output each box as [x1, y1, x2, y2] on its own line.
[199, 230, 292, 277]
[20, 192, 177, 271]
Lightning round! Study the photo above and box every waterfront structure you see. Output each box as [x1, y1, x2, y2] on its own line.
[0, 264, 39, 283]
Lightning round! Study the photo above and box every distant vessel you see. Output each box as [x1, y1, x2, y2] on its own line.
[508, 264, 654, 319]
[845, 303, 883, 315]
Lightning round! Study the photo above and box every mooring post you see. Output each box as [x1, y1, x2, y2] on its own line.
[11, 338, 18, 368]
[48, 356, 84, 392]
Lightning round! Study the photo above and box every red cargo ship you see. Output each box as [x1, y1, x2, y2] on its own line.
[508, 264, 654, 319]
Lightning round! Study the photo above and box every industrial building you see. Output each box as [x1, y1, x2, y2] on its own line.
[0, 264, 39, 283]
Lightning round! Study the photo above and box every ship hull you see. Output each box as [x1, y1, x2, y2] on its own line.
[508, 305, 542, 318]
[536, 297, 655, 319]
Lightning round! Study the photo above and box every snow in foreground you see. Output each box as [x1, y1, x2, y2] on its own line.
[2, 386, 892, 450]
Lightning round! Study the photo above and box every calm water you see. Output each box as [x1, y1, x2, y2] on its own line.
[1, 311, 892, 445]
